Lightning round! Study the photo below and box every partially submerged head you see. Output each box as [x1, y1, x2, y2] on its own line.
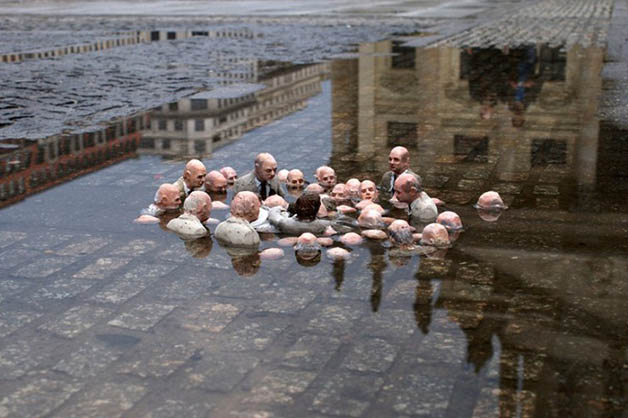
[359, 180, 378, 201]
[220, 166, 238, 185]
[182, 159, 207, 190]
[358, 208, 385, 229]
[294, 192, 321, 221]
[230, 191, 260, 222]
[437, 211, 463, 231]
[304, 183, 324, 195]
[287, 169, 305, 189]
[476, 191, 507, 210]
[315, 165, 336, 190]
[389, 146, 410, 175]
[205, 170, 228, 193]
[254, 152, 278, 182]
[393, 173, 422, 204]
[184, 191, 212, 223]
[345, 178, 361, 199]
[295, 232, 321, 261]
[388, 219, 414, 246]
[264, 195, 289, 210]
[277, 169, 289, 183]
[420, 223, 450, 248]
[155, 183, 181, 211]
[329, 184, 347, 203]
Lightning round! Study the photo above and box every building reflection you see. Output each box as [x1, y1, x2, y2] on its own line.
[331, 40, 625, 417]
[140, 60, 330, 158]
[0, 114, 145, 209]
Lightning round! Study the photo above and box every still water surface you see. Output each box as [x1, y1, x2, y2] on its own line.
[0, 39, 626, 417]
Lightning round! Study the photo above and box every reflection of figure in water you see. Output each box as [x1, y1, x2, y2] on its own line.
[365, 243, 386, 312]
[215, 191, 261, 248]
[183, 235, 213, 258]
[413, 274, 433, 334]
[507, 45, 541, 128]
[166, 191, 212, 239]
[226, 247, 261, 277]
[174, 159, 207, 204]
[135, 183, 181, 224]
[331, 257, 346, 291]
[463, 47, 509, 120]
[220, 166, 238, 186]
[294, 233, 322, 266]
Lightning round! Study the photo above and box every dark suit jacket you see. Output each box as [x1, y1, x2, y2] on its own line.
[233, 171, 285, 198]
[379, 169, 422, 193]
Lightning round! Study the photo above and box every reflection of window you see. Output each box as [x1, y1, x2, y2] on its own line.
[140, 138, 155, 149]
[158, 119, 167, 130]
[531, 139, 566, 166]
[392, 41, 415, 69]
[151, 31, 159, 41]
[195, 119, 205, 131]
[454, 135, 489, 162]
[174, 120, 183, 131]
[212, 135, 221, 143]
[167, 32, 176, 40]
[194, 140, 206, 153]
[539, 46, 566, 81]
[191, 99, 208, 111]
[219, 116, 227, 124]
[387, 122, 417, 148]
[162, 139, 170, 149]
[169, 102, 178, 111]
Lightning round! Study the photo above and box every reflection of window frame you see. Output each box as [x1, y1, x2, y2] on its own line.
[387, 121, 418, 148]
[391, 41, 416, 69]
[174, 120, 184, 131]
[195, 119, 205, 132]
[454, 135, 489, 163]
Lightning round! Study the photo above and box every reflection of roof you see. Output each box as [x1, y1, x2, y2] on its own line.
[189, 83, 265, 99]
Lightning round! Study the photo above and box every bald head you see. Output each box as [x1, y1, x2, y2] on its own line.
[184, 191, 212, 222]
[205, 170, 228, 193]
[437, 211, 463, 231]
[183, 159, 207, 190]
[393, 173, 421, 204]
[277, 169, 289, 183]
[304, 183, 324, 195]
[420, 223, 450, 248]
[155, 183, 181, 210]
[358, 208, 385, 229]
[330, 184, 347, 203]
[476, 191, 506, 210]
[264, 195, 289, 209]
[220, 166, 237, 185]
[287, 169, 305, 189]
[315, 166, 336, 189]
[359, 180, 378, 201]
[254, 153, 277, 182]
[389, 146, 410, 175]
[388, 219, 414, 246]
[231, 191, 260, 222]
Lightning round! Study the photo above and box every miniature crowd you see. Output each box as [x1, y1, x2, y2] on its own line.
[135, 146, 508, 264]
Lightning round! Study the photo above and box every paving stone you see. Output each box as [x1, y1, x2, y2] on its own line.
[0, 248, 40, 269]
[410, 331, 466, 365]
[31, 277, 96, 301]
[356, 309, 417, 340]
[214, 319, 290, 352]
[462, 168, 490, 180]
[52, 340, 122, 378]
[0, 280, 30, 303]
[212, 274, 275, 299]
[116, 338, 196, 378]
[55, 236, 110, 256]
[244, 369, 317, 405]
[281, 334, 342, 371]
[108, 238, 158, 256]
[16, 231, 73, 250]
[306, 304, 363, 335]
[175, 301, 241, 333]
[417, 258, 452, 279]
[0, 338, 53, 379]
[108, 303, 176, 331]
[12, 255, 78, 279]
[341, 337, 398, 373]
[311, 371, 384, 417]
[89, 263, 175, 304]
[499, 351, 546, 382]
[536, 197, 560, 209]
[58, 382, 147, 418]
[72, 257, 132, 280]
[456, 263, 495, 285]
[497, 172, 529, 182]
[184, 352, 260, 392]
[0, 231, 26, 248]
[141, 399, 214, 418]
[0, 372, 82, 418]
[38, 304, 113, 338]
[423, 174, 450, 188]
[254, 286, 318, 314]
[0, 309, 42, 338]
[384, 280, 417, 306]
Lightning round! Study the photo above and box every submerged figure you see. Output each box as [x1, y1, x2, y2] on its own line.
[215, 191, 261, 248]
[277, 169, 290, 183]
[135, 183, 182, 223]
[437, 211, 464, 241]
[205, 170, 228, 194]
[314, 165, 337, 192]
[166, 191, 211, 239]
[388, 219, 415, 248]
[379, 146, 421, 194]
[393, 173, 438, 224]
[220, 166, 238, 186]
[268, 192, 332, 236]
[174, 159, 207, 204]
[356, 180, 379, 210]
[420, 223, 451, 248]
[475, 190, 507, 222]
[234, 152, 285, 199]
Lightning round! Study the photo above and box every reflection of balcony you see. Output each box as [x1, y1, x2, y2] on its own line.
[140, 61, 329, 159]
[0, 114, 145, 208]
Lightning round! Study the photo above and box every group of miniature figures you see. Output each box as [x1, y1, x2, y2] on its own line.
[135, 146, 508, 265]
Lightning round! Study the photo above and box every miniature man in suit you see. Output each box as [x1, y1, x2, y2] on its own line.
[379, 146, 421, 194]
[173, 159, 207, 204]
[215, 191, 261, 248]
[166, 191, 212, 239]
[393, 173, 438, 225]
[233, 152, 284, 199]
[134, 183, 182, 224]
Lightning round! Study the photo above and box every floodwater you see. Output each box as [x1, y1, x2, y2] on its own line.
[0, 38, 627, 418]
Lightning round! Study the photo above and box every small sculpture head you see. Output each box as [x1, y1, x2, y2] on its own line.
[182, 159, 207, 190]
[205, 170, 228, 193]
[220, 166, 238, 185]
[315, 166, 336, 190]
[420, 223, 451, 248]
[184, 191, 212, 223]
[389, 146, 410, 175]
[287, 169, 305, 189]
[231, 191, 261, 222]
[155, 183, 181, 210]
[254, 153, 278, 182]
[359, 180, 378, 201]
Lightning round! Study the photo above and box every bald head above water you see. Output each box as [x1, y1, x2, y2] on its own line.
[388, 219, 414, 246]
[420, 223, 450, 248]
[254, 152, 278, 182]
[359, 180, 378, 201]
[155, 183, 181, 211]
[185, 191, 212, 222]
[220, 166, 237, 185]
[393, 173, 421, 204]
[287, 169, 305, 188]
[476, 191, 506, 210]
[389, 146, 410, 175]
[205, 170, 228, 193]
[183, 159, 207, 190]
[315, 166, 336, 189]
[437, 211, 463, 231]
[231, 191, 261, 222]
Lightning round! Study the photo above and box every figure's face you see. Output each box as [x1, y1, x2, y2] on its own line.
[287, 171, 305, 188]
[393, 181, 412, 204]
[360, 181, 378, 201]
[317, 169, 336, 189]
[185, 164, 207, 189]
[221, 168, 237, 185]
[388, 220, 414, 245]
[330, 185, 346, 202]
[207, 176, 227, 193]
[256, 158, 277, 182]
[160, 188, 182, 210]
[389, 149, 409, 175]
[197, 199, 211, 223]
[245, 199, 261, 223]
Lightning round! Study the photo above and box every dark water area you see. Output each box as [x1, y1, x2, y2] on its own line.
[0, 38, 627, 417]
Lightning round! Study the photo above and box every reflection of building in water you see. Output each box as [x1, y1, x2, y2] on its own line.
[141, 61, 329, 158]
[142, 28, 255, 42]
[0, 115, 145, 208]
[332, 40, 625, 418]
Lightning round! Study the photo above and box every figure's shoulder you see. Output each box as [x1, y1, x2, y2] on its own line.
[173, 177, 185, 191]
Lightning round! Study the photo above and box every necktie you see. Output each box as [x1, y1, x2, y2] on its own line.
[260, 181, 267, 200]
[391, 174, 397, 192]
